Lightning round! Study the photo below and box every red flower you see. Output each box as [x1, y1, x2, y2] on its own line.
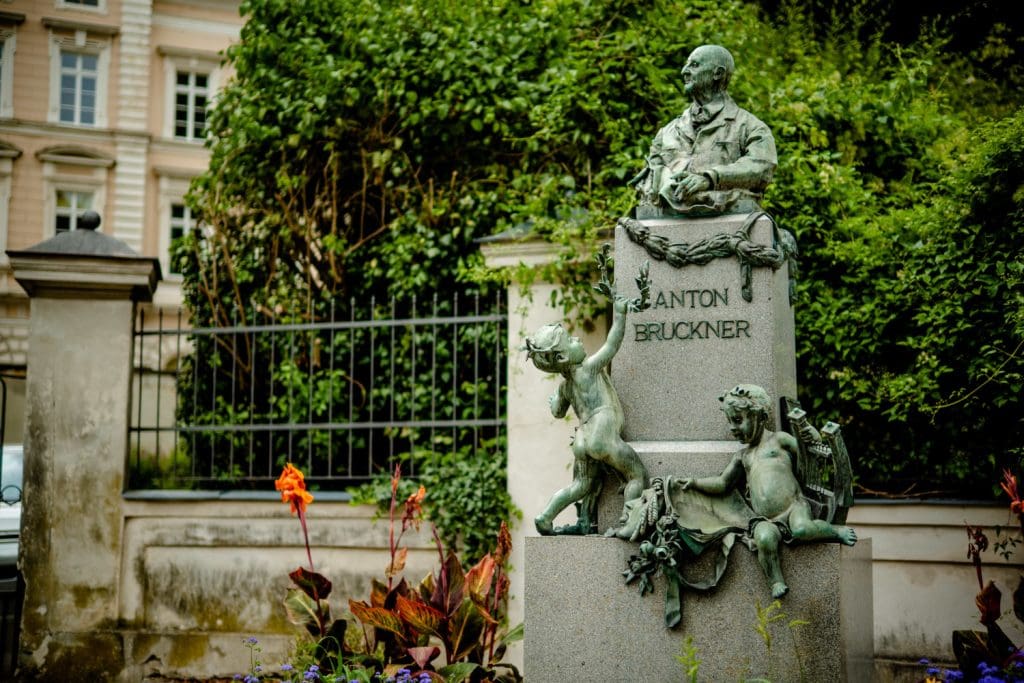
[275, 463, 314, 516]
[1001, 469, 1024, 516]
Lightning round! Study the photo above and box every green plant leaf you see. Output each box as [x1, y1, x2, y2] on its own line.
[284, 588, 330, 637]
[438, 661, 482, 683]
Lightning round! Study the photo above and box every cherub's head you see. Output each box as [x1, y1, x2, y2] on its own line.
[523, 323, 586, 373]
[719, 384, 771, 444]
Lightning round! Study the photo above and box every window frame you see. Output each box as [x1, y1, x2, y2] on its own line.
[0, 28, 16, 119]
[47, 29, 111, 128]
[158, 47, 221, 143]
[38, 147, 114, 238]
[157, 171, 196, 279]
[56, 0, 107, 14]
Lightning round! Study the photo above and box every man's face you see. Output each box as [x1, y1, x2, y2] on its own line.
[681, 48, 723, 100]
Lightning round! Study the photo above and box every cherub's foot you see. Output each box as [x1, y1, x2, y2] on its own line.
[553, 521, 592, 535]
[837, 526, 857, 546]
[771, 581, 789, 599]
[535, 516, 554, 536]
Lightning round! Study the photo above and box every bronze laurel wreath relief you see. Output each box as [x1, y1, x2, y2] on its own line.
[617, 212, 798, 304]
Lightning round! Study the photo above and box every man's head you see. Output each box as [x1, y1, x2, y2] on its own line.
[681, 45, 734, 101]
[719, 384, 770, 444]
[523, 323, 586, 373]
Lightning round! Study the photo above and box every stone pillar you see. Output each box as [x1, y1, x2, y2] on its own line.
[480, 238, 605, 672]
[6, 213, 160, 681]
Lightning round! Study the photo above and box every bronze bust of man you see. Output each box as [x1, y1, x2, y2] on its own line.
[631, 45, 777, 218]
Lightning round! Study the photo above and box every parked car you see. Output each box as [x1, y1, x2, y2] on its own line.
[0, 444, 22, 571]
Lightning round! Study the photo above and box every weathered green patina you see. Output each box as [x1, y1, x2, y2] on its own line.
[613, 385, 857, 627]
[629, 45, 777, 218]
[526, 246, 650, 536]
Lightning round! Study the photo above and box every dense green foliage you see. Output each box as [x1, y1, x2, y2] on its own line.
[180, 0, 1024, 532]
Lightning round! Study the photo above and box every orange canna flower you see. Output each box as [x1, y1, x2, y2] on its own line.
[1002, 469, 1024, 515]
[402, 485, 427, 532]
[276, 463, 314, 516]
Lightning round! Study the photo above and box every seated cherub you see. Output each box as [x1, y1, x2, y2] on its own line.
[525, 297, 647, 536]
[680, 384, 857, 598]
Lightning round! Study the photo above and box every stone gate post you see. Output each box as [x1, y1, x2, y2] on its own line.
[6, 213, 159, 681]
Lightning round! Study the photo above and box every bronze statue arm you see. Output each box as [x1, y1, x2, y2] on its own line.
[549, 380, 571, 419]
[681, 454, 743, 495]
[585, 298, 627, 372]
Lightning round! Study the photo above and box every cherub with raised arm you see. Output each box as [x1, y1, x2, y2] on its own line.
[680, 385, 857, 598]
[525, 247, 649, 536]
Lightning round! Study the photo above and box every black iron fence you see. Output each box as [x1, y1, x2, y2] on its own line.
[129, 293, 507, 490]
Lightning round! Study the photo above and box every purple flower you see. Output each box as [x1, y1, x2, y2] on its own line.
[245, 636, 259, 645]
[281, 664, 294, 671]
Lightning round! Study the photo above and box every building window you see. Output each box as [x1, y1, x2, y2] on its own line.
[158, 47, 220, 142]
[47, 26, 112, 128]
[59, 50, 98, 125]
[0, 30, 15, 118]
[56, 0, 106, 10]
[55, 189, 94, 232]
[37, 145, 113, 238]
[174, 71, 209, 141]
[168, 202, 196, 273]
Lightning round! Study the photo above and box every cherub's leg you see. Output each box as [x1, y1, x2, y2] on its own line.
[534, 477, 591, 535]
[789, 501, 858, 546]
[752, 521, 788, 598]
[535, 444, 599, 535]
[614, 439, 648, 503]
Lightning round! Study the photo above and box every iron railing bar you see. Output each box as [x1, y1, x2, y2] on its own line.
[229, 308, 238, 479]
[132, 313, 506, 336]
[248, 304, 256, 477]
[327, 299, 335, 477]
[410, 294, 417, 459]
[388, 296, 395, 465]
[174, 308, 183, 479]
[155, 310, 164, 473]
[134, 308, 145, 476]
[138, 418, 505, 434]
[286, 315, 295, 463]
[347, 297, 355, 478]
[473, 293, 480, 458]
[368, 296, 376, 468]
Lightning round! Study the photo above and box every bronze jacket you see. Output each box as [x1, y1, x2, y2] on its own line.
[639, 94, 777, 217]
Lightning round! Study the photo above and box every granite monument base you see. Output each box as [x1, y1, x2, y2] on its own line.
[612, 213, 797, 442]
[525, 536, 873, 682]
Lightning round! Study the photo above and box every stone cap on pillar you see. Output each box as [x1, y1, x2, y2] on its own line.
[5, 211, 162, 301]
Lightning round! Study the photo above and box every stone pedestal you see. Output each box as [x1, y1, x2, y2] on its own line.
[612, 214, 796, 442]
[525, 536, 874, 682]
[518, 213, 872, 680]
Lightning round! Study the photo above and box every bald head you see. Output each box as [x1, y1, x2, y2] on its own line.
[682, 45, 735, 99]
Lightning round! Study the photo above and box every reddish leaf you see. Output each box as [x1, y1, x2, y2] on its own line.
[977, 580, 1002, 626]
[465, 554, 496, 602]
[370, 578, 389, 608]
[432, 551, 466, 615]
[395, 593, 445, 637]
[494, 521, 512, 566]
[349, 600, 406, 638]
[289, 566, 332, 601]
[407, 645, 441, 669]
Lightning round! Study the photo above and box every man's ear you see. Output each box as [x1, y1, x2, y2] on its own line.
[713, 65, 726, 82]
